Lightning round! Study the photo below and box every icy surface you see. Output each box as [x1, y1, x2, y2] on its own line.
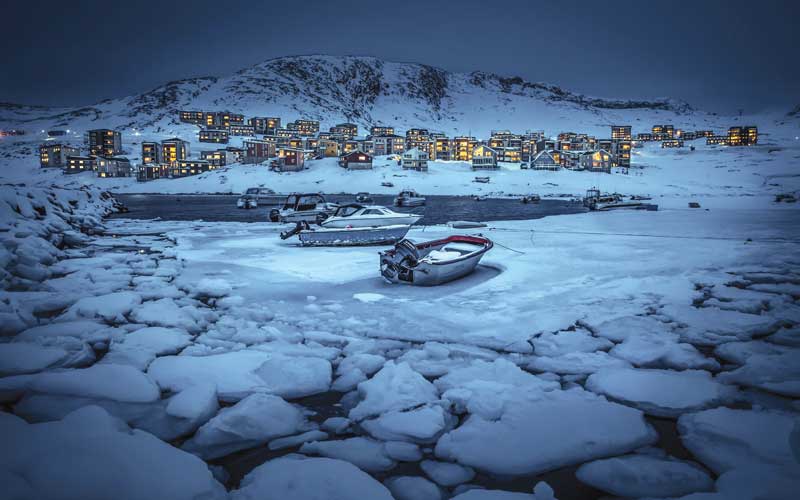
[586, 368, 734, 417]
[0, 406, 226, 500]
[349, 361, 438, 421]
[576, 454, 714, 497]
[435, 389, 657, 475]
[2, 179, 799, 499]
[300, 437, 397, 472]
[148, 350, 331, 401]
[678, 407, 799, 474]
[231, 456, 394, 500]
[183, 393, 306, 459]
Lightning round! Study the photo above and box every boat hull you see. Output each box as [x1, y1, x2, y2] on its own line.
[321, 215, 421, 228]
[595, 202, 658, 211]
[297, 225, 411, 247]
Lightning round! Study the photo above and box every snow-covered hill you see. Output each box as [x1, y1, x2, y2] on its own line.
[2, 55, 708, 138]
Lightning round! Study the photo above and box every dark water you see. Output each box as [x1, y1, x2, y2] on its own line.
[111, 193, 587, 224]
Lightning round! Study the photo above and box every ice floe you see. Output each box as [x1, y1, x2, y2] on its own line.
[586, 368, 735, 417]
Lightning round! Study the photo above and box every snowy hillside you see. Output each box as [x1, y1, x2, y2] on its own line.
[2, 54, 707, 138]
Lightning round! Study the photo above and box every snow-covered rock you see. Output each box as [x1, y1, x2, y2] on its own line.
[0, 342, 70, 375]
[63, 291, 142, 323]
[299, 437, 396, 472]
[0, 406, 226, 500]
[148, 350, 331, 401]
[532, 329, 612, 356]
[385, 476, 442, 500]
[717, 350, 800, 397]
[420, 459, 476, 486]
[8, 363, 160, 403]
[678, 407, 800, 474]
[183, 393, 306, 459]
[527, 351, 631, 375]
[349, 361, 438, 421]
[231, 456, 394, 500]
[435, 389, 657, 475]
[101, 326, 192, 370]
[586, 368, 734, 417]
[361, 404, 448, 443]
[434, 358, 559, 419]
[576, 454, 714, 498]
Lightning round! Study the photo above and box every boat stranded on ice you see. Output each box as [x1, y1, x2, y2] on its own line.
[380, 235, 493, 286]
[280, 221, 412, 247]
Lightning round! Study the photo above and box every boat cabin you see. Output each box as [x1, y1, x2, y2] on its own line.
[281, 193, 327, 211]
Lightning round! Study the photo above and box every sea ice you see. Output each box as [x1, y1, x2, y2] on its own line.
[586, 368, 734, 417]
[231, 456, 394, 500]
[183, 393, 306, 459]
[576, 454, 714, 497]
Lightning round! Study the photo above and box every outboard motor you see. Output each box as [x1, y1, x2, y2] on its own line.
[280, 221, 310, 240]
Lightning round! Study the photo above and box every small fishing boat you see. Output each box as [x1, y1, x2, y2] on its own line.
[394, 190, 426, 207]
[473, 176, 490, 183]
[269, 193, 339, 223]
[321, 204, 422, 228]
[629, 195, 652, 201]
[280, 222, 411, 247]
[522, 194, 540, 204]
[355, 192, 373, 203]
[380, 235, 493, 286]
[473, 194, 489, 201]
[381, 181, 394, 188]
[236, 194, 258, 209]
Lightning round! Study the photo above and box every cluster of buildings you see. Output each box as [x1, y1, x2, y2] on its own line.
[634, 124, 758, 148]
[37, 110, 760, 181]
[178, 109, 642, 174]
[39, 129, 133, 177]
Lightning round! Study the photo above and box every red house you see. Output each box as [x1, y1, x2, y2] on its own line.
[339, 150, 373, 170]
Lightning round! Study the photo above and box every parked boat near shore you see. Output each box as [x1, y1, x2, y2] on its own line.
[280, 222, 411, 246]
[395, 190, 426, 207]
[269, 193, 339, 223]
[380, 235, 493, 286]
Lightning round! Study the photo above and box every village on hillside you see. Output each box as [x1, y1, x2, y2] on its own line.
[32, 110, 759, 182]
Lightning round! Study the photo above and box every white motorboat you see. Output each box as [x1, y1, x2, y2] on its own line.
[394, 190, 426, 207]
[236, 194, 258, 209]
[380, 235, 493, 286]
[320, 204, 422, 228]
[269, 193, 339, 223]
[280, 221, 411, 246]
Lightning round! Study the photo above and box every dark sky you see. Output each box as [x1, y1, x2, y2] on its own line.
[1, 0, 797, 113]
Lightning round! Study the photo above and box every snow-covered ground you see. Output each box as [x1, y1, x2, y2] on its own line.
[2, 181, 799, 499]
[3, 134, 799, 210]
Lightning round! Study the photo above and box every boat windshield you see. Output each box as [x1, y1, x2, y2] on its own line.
[296, 195, 324, 211]
[281, 194, 299, 210]
[246, 188, 258, 194]
[334, 205, 362, 217]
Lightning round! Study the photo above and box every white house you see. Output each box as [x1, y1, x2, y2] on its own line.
[402, 148, 429, 171]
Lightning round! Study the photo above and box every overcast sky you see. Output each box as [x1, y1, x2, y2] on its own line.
[1, 0, 797, 113]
